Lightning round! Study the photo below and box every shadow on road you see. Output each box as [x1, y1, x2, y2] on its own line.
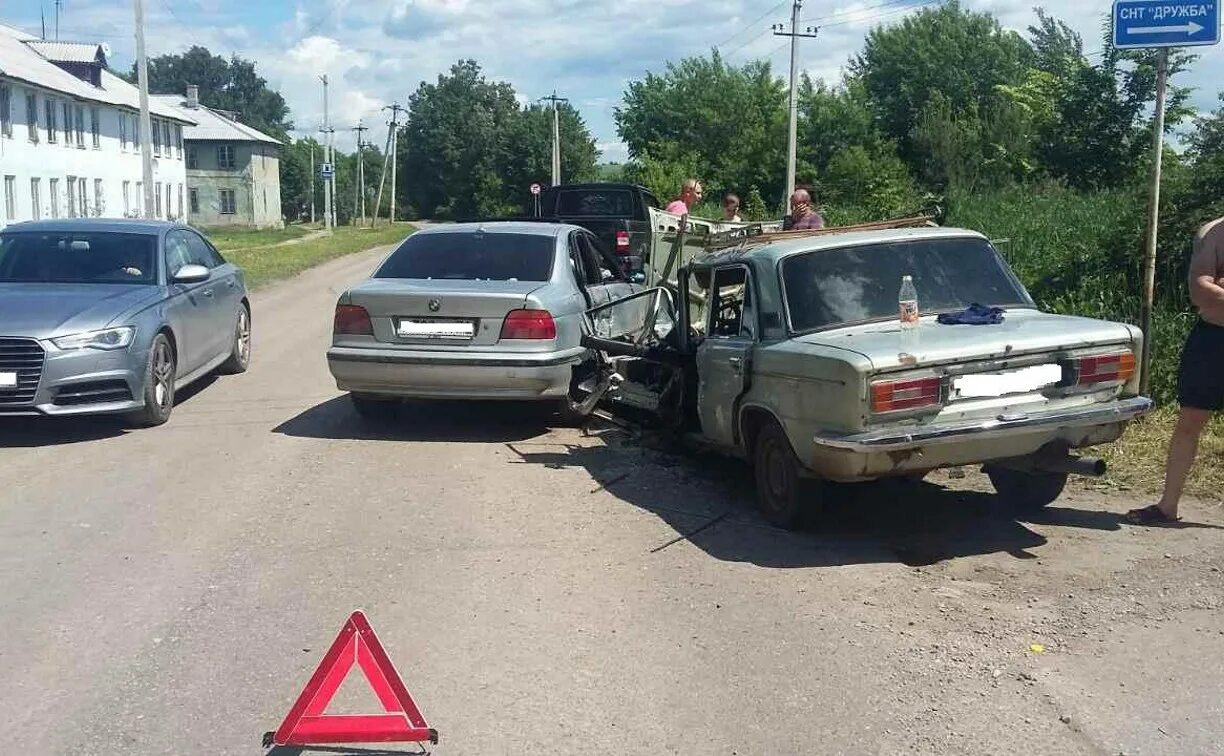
[273, 396, 556, 444]
[0, 416, 129, 447]
[502, 423, 1184, 568]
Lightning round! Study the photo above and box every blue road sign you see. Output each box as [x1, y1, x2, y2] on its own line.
[1114, 1, 1220, 48]
[320, 162, 334, 179]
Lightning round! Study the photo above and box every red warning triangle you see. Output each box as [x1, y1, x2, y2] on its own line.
[271, 611, 438, 746]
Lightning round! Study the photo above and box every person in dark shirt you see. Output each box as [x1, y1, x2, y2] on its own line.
[784, 188, 824, 230]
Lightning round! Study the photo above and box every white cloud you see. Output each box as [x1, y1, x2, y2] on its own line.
[5, 0, 1220, 155]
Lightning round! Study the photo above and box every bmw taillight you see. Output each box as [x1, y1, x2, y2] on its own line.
[500, 309, 556, 340]
[1072, 351, 1136, 386]
[871, 377, 944, 414]
[615, 231, 630, 254]
[334, 304, 374, 336]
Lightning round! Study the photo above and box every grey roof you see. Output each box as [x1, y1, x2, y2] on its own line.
[1, 218, 181, 235]
[0, 25, 192, 122]
[24, 40, 107, 64]
[692, 227, 988, 268]
[151, 95, 283, 145]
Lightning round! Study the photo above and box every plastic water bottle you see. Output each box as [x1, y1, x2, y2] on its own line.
[899, 275, 919, 330]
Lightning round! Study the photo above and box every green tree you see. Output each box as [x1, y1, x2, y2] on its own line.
[850, 1, 1032, 160]
[132, 46, 292, 138]
[399, 60, 598, 219]
[616, 51, 787, 206]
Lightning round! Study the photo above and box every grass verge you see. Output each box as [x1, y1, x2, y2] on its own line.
[205, 224, 315, 251]
[1092, 408, 1224, 501]
[226, 224, 413, 289]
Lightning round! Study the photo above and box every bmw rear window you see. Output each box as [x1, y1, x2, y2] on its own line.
[375, 232, 555, 282]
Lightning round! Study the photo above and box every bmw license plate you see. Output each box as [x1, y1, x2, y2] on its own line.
[953, 364, 1062, 399]
[0, 372, 16, 388]
[397, 319, 475, 340]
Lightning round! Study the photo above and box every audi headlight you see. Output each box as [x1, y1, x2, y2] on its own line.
[53, 326, 136, 351]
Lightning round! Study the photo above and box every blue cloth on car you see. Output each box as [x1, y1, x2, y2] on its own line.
[937, 303, 1005, 325]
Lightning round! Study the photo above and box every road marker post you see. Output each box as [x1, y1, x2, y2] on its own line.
[265, 611, 438, 748]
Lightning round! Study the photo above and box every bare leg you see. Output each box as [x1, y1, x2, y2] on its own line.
[1157, 408, 1212, 518]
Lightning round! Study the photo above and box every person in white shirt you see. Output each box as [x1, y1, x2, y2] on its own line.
[721, 193, 742, 222]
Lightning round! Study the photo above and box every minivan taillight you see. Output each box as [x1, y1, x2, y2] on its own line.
[500, 309, 556, 340]
[615, 231, 630, 254]
[1073, 351, 1136, 386]
[334, 304, 374, 335]
[871, 377, 944, 414]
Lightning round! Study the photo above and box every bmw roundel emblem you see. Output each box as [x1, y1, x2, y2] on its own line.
[428, 298, 441, 312]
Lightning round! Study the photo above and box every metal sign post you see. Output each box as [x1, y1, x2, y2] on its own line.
[530, 182, 541, 217]
[1112, 0, 1220, 394]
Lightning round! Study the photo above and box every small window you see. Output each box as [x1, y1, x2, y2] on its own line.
[25, 92, 38, 142]
[189, 187, 199, 214]
[45, 100, 57, 143]
[122, 181, 131, 215]
[66, 176, 77, 218]
[174, 124, 183, 158]
[166, 184, 172, 220]
[78, 177, 87, 217]
[30, 178, 41, 221]
[62, 102, 72, 145]
[155, 182, 163, 218]
[90, 108, 100, 148]
[0, 85, 11, 138]
[177, 184, 183, 219]
[94, 179, 104, 216]
[152, 118, 161, 156]
[709, 266, 754, 339]
[219, 189, 237, 214]
[119, 112, 128, 149]
[3, 176, 16, 220]
[49, 178, 60, 218]
[217, 144, 236, 169]
[74, 105, 84, 148]
[186, 146, 198, 169]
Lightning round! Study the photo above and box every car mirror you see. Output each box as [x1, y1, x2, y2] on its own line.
[173, 264, 210, 284]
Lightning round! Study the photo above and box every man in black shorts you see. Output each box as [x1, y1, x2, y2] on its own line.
[1128, 217, 1224, 523]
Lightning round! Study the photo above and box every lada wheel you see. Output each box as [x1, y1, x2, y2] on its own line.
[987, 467, 1068, 512]
[753, 422, 808, 530]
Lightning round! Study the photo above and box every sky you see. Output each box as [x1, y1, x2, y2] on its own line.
[6, 0, 1223, 161]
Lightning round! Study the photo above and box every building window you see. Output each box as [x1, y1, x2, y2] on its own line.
[152, 118, 161, 156]
[189, 187, 200, 214]
[164, 122, 174, 157]
[217, 144, 236, 169]
[155, 182, 163, 218]
[119, 112, 128, 149]
[26, 92, 38, 142]
[94, 179, 104, 216]
[0, 85, 11, 138]
[45, 99, 57, 143]
[123, 181, 131, 215]
[78, 177, 87, 217]
[74, 105, 85, 148]
[177, 184, 183, 219]
[3, 176, 15, 220]
[90, 108, 100, 148]
[66, 176, 77, 218]
[186, 146, 198, 169]
[175, 124, 183, 158]
[166, 183, 173, 220]
[219, 188, 236, 215]
[30, 178, 42, 221]
[49, 178, 60, 218]
[62, 102, 71, 145]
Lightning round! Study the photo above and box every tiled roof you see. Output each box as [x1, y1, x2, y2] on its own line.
[24, 40, 107, 64]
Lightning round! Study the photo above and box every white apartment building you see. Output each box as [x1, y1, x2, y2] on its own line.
[0, 23, 193, 230]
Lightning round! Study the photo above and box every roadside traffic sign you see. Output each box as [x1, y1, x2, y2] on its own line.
[530, 182, 542, 195]
[1113, 1, 1220, 48]
[267, 611, 438, 747]
[320, 162, 334, 180]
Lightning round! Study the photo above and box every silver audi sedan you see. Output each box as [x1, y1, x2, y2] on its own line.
[0, 219, 251, 426]
[327, 222, 640, 419]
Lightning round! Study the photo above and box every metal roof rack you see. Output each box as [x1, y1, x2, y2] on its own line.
[705, 214, 939, 252]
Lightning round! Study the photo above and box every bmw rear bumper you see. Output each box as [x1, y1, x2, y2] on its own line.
[327, 345, 586, 400]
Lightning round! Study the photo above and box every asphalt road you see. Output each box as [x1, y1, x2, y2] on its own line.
[2, 247, 1222, 756]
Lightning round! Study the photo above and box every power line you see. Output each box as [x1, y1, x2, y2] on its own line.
[801, 0, 926, 25]
[713, 0, 789, 51]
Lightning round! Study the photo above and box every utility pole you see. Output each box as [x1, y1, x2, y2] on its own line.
[539, 91, 568, 186]
[319, 75, 332, 232]
[353, 123, 368, 226]
[133, 0, 156, 219]
[1139, 48, 1170, 396]
[55, 0, 61, 40]
[379, 103, 405, 225]
[773, 1, 817, 209]
[309, 141, 316, 224]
